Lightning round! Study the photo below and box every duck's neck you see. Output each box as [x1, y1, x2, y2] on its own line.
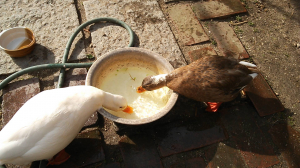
[150, 74, 168, 89]
[101, 91, 116, 110]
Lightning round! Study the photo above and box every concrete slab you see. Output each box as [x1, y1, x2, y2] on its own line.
[0, 0, 86, 75]
[48, 128, 105, 168]
[208, 22, 249, 60]
[168, 4, 209, 46]
[188, 47, 218, 62]
[99, 162, 121, 168]
[5, 163, 31, 168]
[1, 78, 40, 126]
[192, 0, 247, 20]
[269, 123, 300, 168]
[119, 135, 163, 168]
[157, 126, 227, 157]
[82, 112, 98, 129]
[54, 68, 86, 87]
[204, 142, 247, 168]
[83, 0, 186, 69]
[164, 0, 179, 3]
[170, 157, 207, 168]
[244, 73, 285, 116]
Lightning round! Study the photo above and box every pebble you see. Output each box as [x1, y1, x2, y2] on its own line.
[296, 43, 300, 48]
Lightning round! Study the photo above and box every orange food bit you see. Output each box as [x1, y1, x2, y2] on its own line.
[137, 86, 146, 93]
[123, 105, 133, 114]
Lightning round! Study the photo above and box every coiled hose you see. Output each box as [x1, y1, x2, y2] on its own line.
[0, 17, 135, 90]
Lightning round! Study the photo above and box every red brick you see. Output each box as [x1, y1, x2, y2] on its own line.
[269, 123, 300, 168]
[244, 73, 285, 116]
[220, 104, 280, 168]
[233, 135, 279, 168]
[157, 126, 227, 157]
[192, 0, 247, 20]
[168, 4, 209, 46]
[2, 78, 40, 125]
[63, 68, 87, 87]
[170, 157, 207, 168]
[119, 135, 163, 168]
[208, 22, 249, 60]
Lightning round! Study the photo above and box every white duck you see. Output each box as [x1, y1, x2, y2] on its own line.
[0, 85, 132, 166]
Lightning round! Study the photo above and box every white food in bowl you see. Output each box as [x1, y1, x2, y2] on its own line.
[98, 66, 171, 119]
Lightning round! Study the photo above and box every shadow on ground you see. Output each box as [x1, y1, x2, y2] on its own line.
[95, 93, 294, 167]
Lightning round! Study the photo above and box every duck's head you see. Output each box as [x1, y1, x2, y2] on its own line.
[137, 74, 167, 93]
[102, 93, 133, 114]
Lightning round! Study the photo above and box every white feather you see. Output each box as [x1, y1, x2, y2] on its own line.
[249, 73, 258, 79]
[239, 61, 257, 68]
[151, 74, 167, 84]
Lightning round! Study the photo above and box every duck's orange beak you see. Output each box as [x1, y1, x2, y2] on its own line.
[137, 86, 146, 93]
[122, 105, 133, 114]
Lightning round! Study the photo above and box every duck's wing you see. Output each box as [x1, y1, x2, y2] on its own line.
[204, 56, 255, 97]
[217, 68, 254, 95]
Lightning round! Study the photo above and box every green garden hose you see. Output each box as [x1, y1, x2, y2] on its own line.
[0, 63, 92, 89]
[0, 17, 135, 90]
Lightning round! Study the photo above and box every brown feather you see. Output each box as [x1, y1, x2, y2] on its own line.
[164, 55, 256, 102]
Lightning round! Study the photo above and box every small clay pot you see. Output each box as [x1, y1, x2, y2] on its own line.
[0, 27, 36, 57]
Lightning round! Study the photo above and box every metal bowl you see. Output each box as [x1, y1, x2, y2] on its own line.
[0, 27, 36, 57]
[86, 47, 178, 125]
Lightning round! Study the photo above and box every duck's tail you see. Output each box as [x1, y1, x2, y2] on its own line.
[239, 61, 257, 68]
[239, 61, 259, 79]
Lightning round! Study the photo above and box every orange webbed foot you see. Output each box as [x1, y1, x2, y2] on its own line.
[205, 102, 223, 112]
[47, 149, 70, 166]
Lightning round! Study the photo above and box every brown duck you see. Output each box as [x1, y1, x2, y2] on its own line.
[137, 55, 258, 112]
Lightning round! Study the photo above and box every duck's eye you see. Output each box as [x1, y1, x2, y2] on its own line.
[119, 106, 123, 109]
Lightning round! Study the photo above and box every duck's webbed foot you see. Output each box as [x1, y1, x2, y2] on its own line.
[47, 149, 70, 166]
[205, 102, 223, 112]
